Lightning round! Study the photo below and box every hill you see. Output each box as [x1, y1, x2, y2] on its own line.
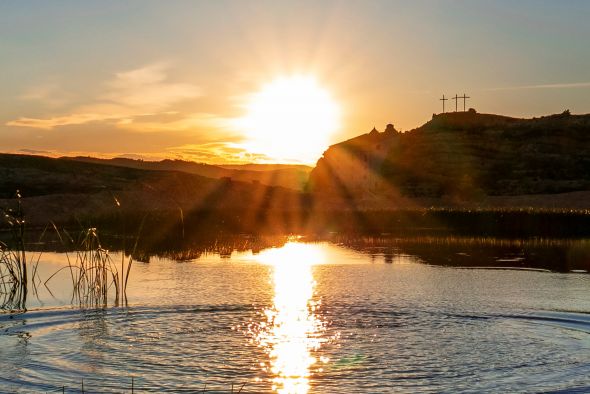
[2, 150, 590, 238]
[309, 110, 590, 207]
[64, 157, 311, 191]
[0, 153, 308, 232]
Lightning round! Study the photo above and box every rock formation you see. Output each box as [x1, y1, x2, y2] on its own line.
[309, 111, 590, 200]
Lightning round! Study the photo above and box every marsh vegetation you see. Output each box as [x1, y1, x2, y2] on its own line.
[1, 195, 138, 312]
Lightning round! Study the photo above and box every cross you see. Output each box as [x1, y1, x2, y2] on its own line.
[459, 93, 470, 111]
[440, 94, 448, 113]
[452, 94, 459, 112]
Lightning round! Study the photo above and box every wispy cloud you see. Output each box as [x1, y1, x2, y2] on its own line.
[5, 148, 169, 162]
[7, 113, 125, 130]
[19, 148, 53, 155]
[103, 63, 201, 109]
[167, 142, 276, 164]
[7, 63, 204, 130]
[19, 83, 70, 107]
[117, 112, 228, 133]
[9, 143, 274, 165]
[488, 82, 590, 91]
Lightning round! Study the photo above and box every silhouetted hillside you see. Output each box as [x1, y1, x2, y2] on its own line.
[2, 152, 590, 237]
[65, 157, 311, 191]
[309, 110, 590, 202]
[0, 154, 308, 230]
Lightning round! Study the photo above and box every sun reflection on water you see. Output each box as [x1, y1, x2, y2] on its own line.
[252, 242, 331, 394]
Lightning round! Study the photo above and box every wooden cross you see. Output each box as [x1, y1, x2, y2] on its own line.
[452, 94, 459, 112]
[460, 93, 470, 111]
[440, 94, 448, 113]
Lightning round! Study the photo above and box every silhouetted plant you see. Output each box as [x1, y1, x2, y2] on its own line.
[0, 191, 28, 311]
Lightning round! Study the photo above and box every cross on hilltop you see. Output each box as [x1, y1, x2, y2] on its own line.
[459, 94, 470, 111]
[440, 93, 470, 113]
[440, 94, 448, 113]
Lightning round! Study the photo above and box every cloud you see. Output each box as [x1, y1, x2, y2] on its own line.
[8, 143, 274, 165]
[167, 142, 276, 164]
[19, 148, 53, 155]
[117, 112, 228, 133]
[7, 112, 124, 129]
[488, 82, 590, 91]
[4, 148, 167, 162]
[6, 64, 203, 130]
[19, 83, 69, 106]
[103, 63, 201, 109]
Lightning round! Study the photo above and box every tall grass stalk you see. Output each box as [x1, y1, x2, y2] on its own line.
[0, 191, 28, 311]
[44, 227, 123, 307]
[74, 228, 119, 306]
[2, 191, 141, 311]
[44, 221, 144, 307]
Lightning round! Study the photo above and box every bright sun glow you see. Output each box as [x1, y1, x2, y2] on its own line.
[236, 76, 341, 164]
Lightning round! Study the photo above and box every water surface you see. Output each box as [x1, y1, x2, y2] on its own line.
[1, 240, 590, 393]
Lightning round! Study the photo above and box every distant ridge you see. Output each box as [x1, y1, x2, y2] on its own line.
[309, 110, 590, 203]
[0, 153, 307, 228]
[217, 163, 311, 172]
[64, 156, 311, 191]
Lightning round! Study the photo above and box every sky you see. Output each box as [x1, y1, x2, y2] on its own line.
[1, 0, 590, 164]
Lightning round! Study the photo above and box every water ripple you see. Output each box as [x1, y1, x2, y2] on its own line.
[2, 244, 590, 393]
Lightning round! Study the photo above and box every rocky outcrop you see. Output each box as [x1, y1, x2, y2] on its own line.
[309, 111, 590, 200]
[308, 124, 400, 195]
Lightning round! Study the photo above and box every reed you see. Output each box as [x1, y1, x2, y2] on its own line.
[42, 195, 145, 307]
[44, 225, 138, 307]
[0, 190, 140, 310]
[73, 228, 119, 306]
[0, 191, 28, 311]
[0, 243, 27, 311]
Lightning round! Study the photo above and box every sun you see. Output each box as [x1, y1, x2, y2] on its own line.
[235, 75, 341, 164]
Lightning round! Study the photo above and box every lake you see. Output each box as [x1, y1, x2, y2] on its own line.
[1, 238, 590, 393]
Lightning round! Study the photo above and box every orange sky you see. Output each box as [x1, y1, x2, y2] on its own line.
[2, 1, 590, 164]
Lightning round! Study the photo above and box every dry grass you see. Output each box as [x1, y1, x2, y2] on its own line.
[44, 223, 142, 308]
[0, 192, 29, 311]
[1, 191, 141, 311]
